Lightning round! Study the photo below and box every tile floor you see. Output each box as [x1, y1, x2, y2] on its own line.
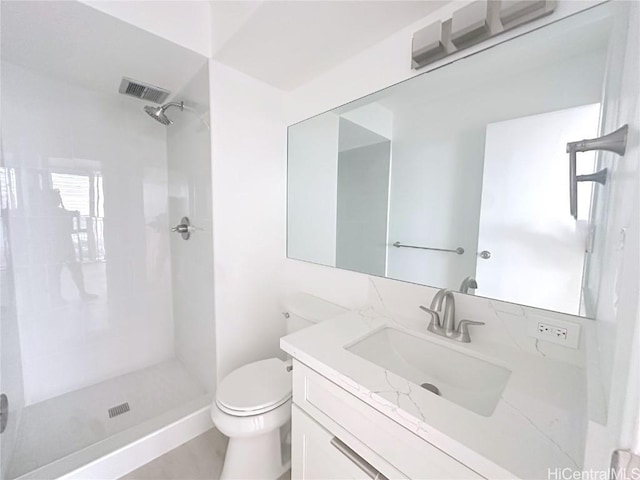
[121, 429, 228, 480]
[121, 428, 292, 480]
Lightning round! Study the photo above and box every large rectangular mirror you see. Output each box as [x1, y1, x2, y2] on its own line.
[287, 3, 627, 317]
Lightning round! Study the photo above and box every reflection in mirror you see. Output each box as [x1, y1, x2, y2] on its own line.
[336, 118, 391, 277]
[287, 3, 624, 317]
[475, 105, 599, 313]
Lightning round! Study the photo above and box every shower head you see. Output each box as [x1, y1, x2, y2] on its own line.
[144, 101, 184, 125]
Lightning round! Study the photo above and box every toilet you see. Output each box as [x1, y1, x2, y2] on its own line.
[210, 293, 347, 480]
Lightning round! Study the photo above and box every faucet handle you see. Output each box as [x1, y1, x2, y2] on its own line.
[419, 305, 442, 332]
[419, 305, 439, 321]
[456, 319, 485, 343]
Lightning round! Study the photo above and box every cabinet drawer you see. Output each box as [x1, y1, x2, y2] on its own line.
[292, 405, 392, 480]
[293, 360, 483, 479]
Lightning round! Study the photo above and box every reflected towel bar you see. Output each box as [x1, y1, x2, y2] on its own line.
[392, 241, 464, 255]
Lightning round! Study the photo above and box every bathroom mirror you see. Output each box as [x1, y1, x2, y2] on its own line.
[287, 3, 626, 317]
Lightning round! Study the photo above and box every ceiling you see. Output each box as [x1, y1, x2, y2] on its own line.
[1, 1, 208, 101]
[210, 1, 448, 90]
[338, 118, 388, 152]
[2, 1, 447, 95]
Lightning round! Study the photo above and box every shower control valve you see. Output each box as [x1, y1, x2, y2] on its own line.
[172, 224, 189, 233]
[171, 217, 193, 240]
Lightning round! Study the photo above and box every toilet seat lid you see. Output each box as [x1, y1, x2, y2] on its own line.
[216, 358, 292, 415]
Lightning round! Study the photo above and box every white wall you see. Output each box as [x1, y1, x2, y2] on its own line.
[2, 61, 174, 404]
[336, 140, 390, 277]
[583, 0, 640, 465]
[167, 64, 216, 393]
[287, 114, 339, 266]
[81, 1, 211, 57]
[209, 60, 287, 382]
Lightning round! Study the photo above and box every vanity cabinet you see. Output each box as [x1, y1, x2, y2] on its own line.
[292, 405, 394, 479]
[291, 360, 483, 480]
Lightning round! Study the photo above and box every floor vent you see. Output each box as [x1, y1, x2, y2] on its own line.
[108, 402, 130, 418]
[118, 77, 170, 104]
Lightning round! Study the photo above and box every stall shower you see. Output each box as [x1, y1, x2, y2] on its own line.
[0, 2, 215, 478]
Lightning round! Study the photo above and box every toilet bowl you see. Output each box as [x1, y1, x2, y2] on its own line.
[211, 293, 347, 480]
[211, 358, 292, 480]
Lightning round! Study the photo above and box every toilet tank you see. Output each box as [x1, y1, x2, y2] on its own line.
[284, 293, 348, 334]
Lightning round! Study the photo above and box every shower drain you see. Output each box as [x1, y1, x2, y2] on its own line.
[108, 402, 130, 418]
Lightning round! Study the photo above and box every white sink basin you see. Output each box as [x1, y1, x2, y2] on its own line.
[347, 327, 511, 417]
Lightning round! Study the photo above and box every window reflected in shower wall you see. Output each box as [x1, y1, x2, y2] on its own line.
[50, 171, 106, 262]
[2, 60, 176, 408]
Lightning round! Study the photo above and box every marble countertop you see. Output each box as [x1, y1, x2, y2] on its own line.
[281, 305, 588, 479]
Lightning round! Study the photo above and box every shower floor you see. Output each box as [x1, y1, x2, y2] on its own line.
[8, 359, 207, 479]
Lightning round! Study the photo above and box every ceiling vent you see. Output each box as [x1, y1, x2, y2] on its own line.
[118, 77, 170, 104]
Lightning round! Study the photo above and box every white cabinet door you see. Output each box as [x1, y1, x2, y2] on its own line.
[292, 405, 382, 480]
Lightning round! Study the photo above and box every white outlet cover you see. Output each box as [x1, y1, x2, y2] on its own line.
[528, 315, 581, 349]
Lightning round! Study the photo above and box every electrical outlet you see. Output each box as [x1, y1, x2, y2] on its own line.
[529, 316, 580, 349]
[538, 322, 567, 340]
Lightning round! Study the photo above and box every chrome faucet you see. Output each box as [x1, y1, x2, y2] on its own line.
[432, 289, 456, 335]
[419, 288, 484, 343]
[459, 276, 478, 294]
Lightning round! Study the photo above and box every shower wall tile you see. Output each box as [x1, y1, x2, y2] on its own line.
[0, 217, 25, 480]
[167, 64, 216, 394]
[2, 61, 175, 405]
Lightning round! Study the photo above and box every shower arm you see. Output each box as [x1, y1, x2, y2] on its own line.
[566, 124, 628, 219]
[162, 101, 184, 112]
[166, 101, 210, 129]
